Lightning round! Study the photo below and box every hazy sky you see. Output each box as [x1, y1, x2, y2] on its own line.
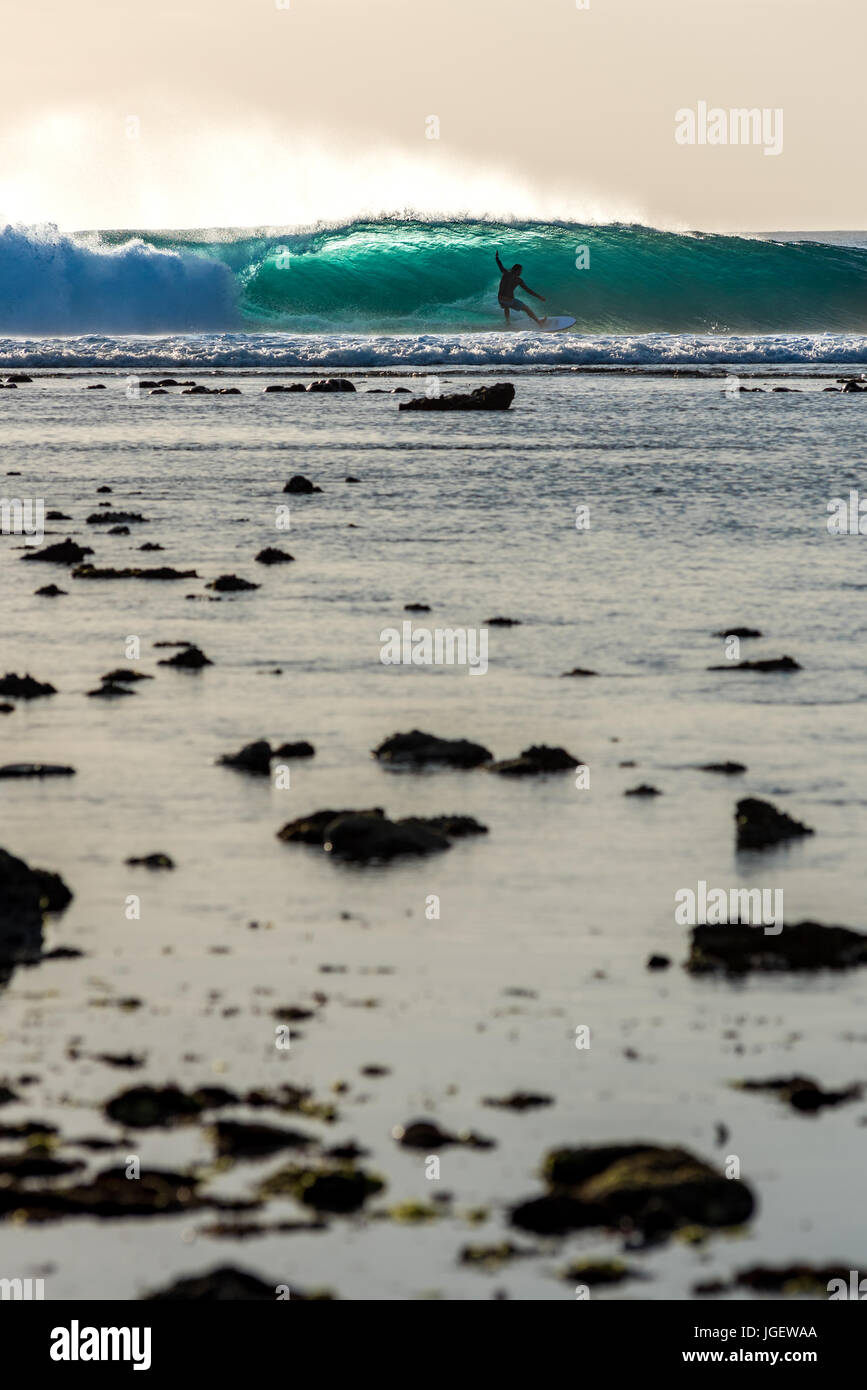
[1, 0, 863, 231]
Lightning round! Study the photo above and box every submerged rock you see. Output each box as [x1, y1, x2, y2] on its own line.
[273, 740, 315, 759]
[736, 1075, 862, 1113]
[392, 1119, 495, 1150]
[697, 761, 746, 775]
[276, 808, 484, 861]
[708, 655, 801, 673]
[87, 682, 135, 698]
[399, 382, 515, 411]
[259, 1162, 383, 1212]
[125, 853, 175, 870]
[306, 378, 356, 393]
[511, 1143, 754, 1237]
[482, 1092, 553, 1111]
[485, 616, 521, 626]
[144, 1266, 331, 1300]
[283, 474, 322, 494]
[686, 920, 867, 975]
[35, 584, 67, 597]
[22, 538, 93, 565]
[219, 740, 273, 775]
[561, 667, 598, 677]
[205, 574, 260, 592]
[100, 668, 153, 684]
[0, 847, 72, 967]
[0, 764, 75, 779]
[488, 744, 579, 776]
[0, 673, 56, 699]
[157, 645, 212, 669]
[736, 797, 813, 850]
[713, 626, 762, 639]
[211, 1120, 315, 1160]
[373, 729, 492, 768]
[72, 564, 198, 580]
[105, 1085, 205, 1128]
[85, 511, 148, 525]
[255, 547, 294, 565]
[624, 784, 662, 797]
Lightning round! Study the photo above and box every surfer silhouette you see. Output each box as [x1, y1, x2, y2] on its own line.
[495, 251, 546, 325]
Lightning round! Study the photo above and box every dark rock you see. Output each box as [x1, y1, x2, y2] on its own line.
[511, 1143, 754, 1237]
[157, 645, 212, 668]
[0, 1166, 207, 1221]
[322, 813, 451, 862]
[736, 1075, 862, 1113]
[735, 1264, 851, 1294]
[345, 475, 361, 483]
[482, 1092, 553, 1111]
[485, 616, 521, 626]
[85, 512, 148, 525]
[399, 382, 515, 411]
[211, 1120, 314, 1160]
[422, 814, 487, 838]
[562, 1258, 641, 1287]
[697, 762, 746, 775]
[624, 784, 661, 797]
[272, 741, 315, 759]
[105, 1085, 204, 1128]
[139, 542, 163, 551]
[686, 920, 867, 975]
[283, 475, 322, 494]
[144, 1266, 330, 1301]
[108, 525, 129, 535]
[708, 655, 801, 673]
[306, 378, 356, 393]
[646, 954, 671, 970]
[277, 808, 385, 845]
[259, 1163, 383, 1212]
[22, 537, 93, 565]
[148, 389, 167, 395]
[373, 729, 492, 768]
[391, 1120, 460, 1149]
[841, 380, 864, 393]
[35, 584, 67, 597]
[5, 373, 32, 383]
[87, 682, 136, 698]
[562, 667, 598, 677]
[125, 853, 175, 870]
[205, 574, 260, 592]
[489, 745, 579, 776]
[46, 511, 71, 520]
[0, 764, 75, 779]
[0, 673, 56, 699]
[182, 384, 214, 394]
[219, 740, 273, 775]
[0, 704, 13, 714]
[713, 627, 762, 639]
[736, 797, 813, 850]
[255, 547, 294, 565]
[404, 603, 430, 612]
[97, 485, 112, 493]
[73, 565, 198, 580]
[0, 847, 72, 967]
[100, 668, 152, 684]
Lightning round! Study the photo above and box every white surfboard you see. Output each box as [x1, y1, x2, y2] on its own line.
[505, 314, 575, 334]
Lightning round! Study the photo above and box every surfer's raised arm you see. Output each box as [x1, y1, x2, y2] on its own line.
[495, 251, 506, 273]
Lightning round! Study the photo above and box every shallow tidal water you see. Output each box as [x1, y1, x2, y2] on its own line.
[2, 364, 867, 1299]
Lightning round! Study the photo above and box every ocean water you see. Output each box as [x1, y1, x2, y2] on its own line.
[2, 363, 867, 1300]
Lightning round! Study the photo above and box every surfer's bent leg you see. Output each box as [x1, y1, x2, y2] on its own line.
[510, 296, 544, 325]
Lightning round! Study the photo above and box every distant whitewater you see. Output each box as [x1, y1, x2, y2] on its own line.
[1, 219, 866, 362]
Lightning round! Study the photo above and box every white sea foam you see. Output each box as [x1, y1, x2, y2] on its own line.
[0, 331, 866, 369]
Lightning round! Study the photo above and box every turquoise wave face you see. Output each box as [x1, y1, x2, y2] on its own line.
[110, 219, 867, 334]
